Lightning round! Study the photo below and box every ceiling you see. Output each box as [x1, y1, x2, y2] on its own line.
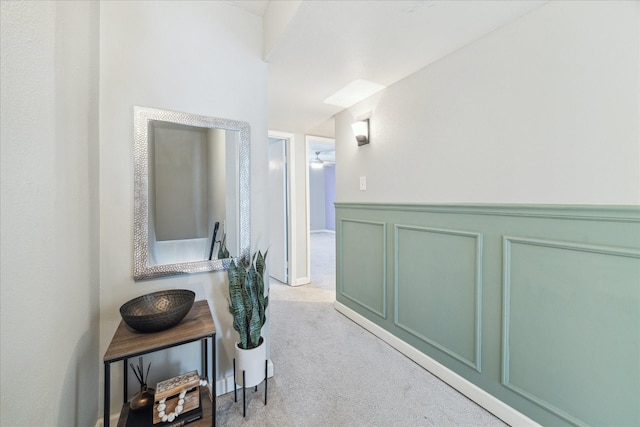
[231, 0, 545, 138]
[224, 0, 270, 17]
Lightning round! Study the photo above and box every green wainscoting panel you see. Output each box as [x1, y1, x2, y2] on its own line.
[394, 225, 483, 371]
[503, 236, 640, 427]
[338, 218, 387, 318]
[335, 203, 640, 427]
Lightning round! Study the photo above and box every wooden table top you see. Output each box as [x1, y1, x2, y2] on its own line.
[104, 300, 215, 362]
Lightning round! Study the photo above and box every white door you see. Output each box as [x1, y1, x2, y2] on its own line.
[268, 138, 288, 283]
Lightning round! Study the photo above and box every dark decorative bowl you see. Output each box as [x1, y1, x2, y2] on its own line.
[120, 290, 195, 333]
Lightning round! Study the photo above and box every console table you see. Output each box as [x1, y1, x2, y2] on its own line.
[104, 300, 216, 427]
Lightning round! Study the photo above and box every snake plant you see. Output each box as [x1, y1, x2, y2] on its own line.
[227, 250, 269, 350]
[217, 232, 230, 259]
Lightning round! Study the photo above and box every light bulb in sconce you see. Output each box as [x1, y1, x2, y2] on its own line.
[351, 119, 369, 146]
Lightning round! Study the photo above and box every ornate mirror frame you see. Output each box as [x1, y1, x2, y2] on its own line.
[133, 106, 250, 281]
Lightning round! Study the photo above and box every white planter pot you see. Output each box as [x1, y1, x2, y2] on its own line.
[234, 338, 266, 388]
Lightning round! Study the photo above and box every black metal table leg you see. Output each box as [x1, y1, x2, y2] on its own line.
[202, 338, 208, 380]
[123, 359, 128, 404]
[212, 335, 216, 427]
[265, 359, 268, 405]
[242, 371, 246, 417]
[104, 362, 110, 427]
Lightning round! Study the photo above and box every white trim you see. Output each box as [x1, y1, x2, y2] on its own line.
[295, 276, 311, 286]
[216, 359, 274, 395]
[333, 301, 542, 427]
[95, 360, 275, 427]
[304, 136, 312, 287]
[306, 135, 335, 145]
[94, 413, 120, 427]
[269, 130, 296, 285]
[310, 229, 336, 234]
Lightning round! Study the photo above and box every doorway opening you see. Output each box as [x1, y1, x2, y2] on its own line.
[305, 136, 336, 294]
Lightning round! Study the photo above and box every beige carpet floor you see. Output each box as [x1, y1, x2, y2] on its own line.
[215, 232, 506, 426]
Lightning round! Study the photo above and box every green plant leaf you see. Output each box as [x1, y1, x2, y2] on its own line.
[227, 250, 269, 349]
[228, 259, 249, 349]
[218, 233, 230, 259]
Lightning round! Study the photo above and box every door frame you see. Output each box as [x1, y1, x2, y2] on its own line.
[268, 130, 302, 286]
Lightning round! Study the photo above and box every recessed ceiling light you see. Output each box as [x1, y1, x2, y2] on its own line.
[323, 79, 386, 108]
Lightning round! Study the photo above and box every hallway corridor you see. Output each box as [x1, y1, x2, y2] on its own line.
[215, 232, 505, 426]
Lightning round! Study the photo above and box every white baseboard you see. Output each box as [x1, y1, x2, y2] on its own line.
[294, 276, 310, 286]
[94, 413, 121, 427]
[95, 360, 274, 427]
[214, 359, 274, 396]
[310, 229, 335, 234]
[333, 301, 541, 427]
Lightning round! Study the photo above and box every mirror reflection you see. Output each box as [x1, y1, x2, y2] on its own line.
[133, 107, 250, 281]
[149, 121, 237, 265]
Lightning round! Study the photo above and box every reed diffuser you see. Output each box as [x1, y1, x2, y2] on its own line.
[129, 357, 155, 411]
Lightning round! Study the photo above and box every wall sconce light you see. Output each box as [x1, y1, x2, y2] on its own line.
[351, 119, 369, 146]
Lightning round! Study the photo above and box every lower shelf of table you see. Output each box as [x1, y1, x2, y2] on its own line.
[117, 385, 213, 427]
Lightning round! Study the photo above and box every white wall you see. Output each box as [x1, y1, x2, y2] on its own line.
[309, 166, 327, 230]
[1, 1, 100, 426]
[99, 0, 267, 418]
[336, 1, 639, 205]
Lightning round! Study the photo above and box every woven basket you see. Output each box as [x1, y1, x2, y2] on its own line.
[120, 290, 195, 333]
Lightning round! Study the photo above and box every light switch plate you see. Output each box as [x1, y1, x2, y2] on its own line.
[359, 176, 366, 191]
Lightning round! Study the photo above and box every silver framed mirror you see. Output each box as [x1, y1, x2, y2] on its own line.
[133, 106, 250, 281]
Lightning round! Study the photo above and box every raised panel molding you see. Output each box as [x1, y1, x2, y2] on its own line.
[394, 225, 483, 372]
[502, 236, 640, 426]
[335, 203, 640, 426]
[338, 218, 387, 318]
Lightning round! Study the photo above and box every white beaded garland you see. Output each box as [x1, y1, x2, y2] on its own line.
[155, 377, 207, 422]
[156, 387, 193, 421]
